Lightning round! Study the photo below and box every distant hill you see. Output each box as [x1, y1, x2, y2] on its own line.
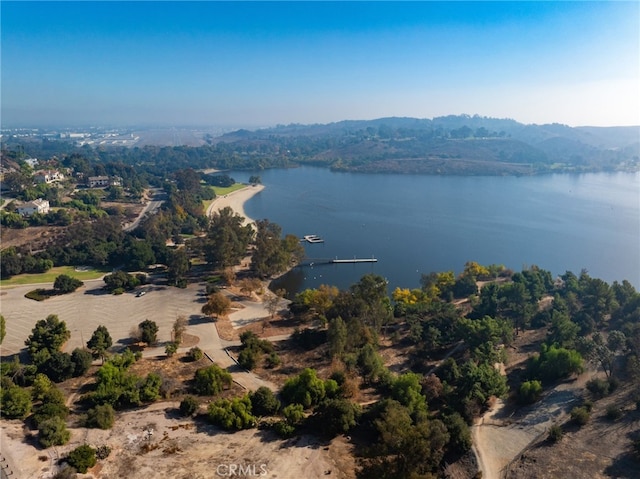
[215, 115, 639, 175]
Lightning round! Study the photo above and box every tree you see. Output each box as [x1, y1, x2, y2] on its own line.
[327, 317, 347, 358]
[87, 325, 113, 362]
[193, 365, 232, 395]
[518, 380, 543, 404]
[205, 207, 254, 268]
[0, 314, 5, 344]
[248, 175, 261, 185]
[314, 398, 360, 437]
[166, 248, 190, 287]
[53, 274, 83, 294]
[207, 395, 256, 430]
[249, 386, 280, 416]
[66, 445, 96, 473]
[138, 320, 159, 346]
[172, 316, 187, 345]
[70, 348, 93, 376]
[1, 384, 33, 418]
[180, 396, 199, 417]
[201, 292, 231, 319]
[280, 368, 327, 408]
[40, 351, 74, 382]
[25, 314, 70, 364]
[38, 416, 71, 447]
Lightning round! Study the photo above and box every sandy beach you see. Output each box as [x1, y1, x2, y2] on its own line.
[206, 184, 265, 225]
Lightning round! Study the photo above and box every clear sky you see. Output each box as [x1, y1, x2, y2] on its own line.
[2, 1, 639, 128]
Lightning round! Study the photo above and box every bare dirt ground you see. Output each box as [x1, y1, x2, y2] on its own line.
[1, 402, 356, 479]
[505, 386, 640, 479]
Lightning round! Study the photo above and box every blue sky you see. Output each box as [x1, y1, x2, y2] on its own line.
[2, 1, 639, 128]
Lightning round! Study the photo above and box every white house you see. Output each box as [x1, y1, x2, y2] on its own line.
[17, 198, 50, 216]
[34, 170, 64, 184]
[87, 176, 110, 188]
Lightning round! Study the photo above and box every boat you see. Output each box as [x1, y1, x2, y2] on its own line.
[303, 234, 325, 244]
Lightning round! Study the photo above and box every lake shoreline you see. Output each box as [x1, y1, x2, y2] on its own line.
[206, 184, 265, 225]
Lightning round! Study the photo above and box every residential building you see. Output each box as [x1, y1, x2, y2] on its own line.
[17, 198, 50, 216]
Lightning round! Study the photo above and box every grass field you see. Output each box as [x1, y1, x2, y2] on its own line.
[203, 183, 248, 211]
[0, 266, 110, 287]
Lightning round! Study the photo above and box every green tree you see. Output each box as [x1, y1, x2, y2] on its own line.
[25, 314, 70, 364]
[71, 348, 93, 376]
[205, 207, 254, 268]
[40, 351, 74, 382]
[1, 384, 33, 418]
[314, 398, 360, 437]
[327, 317, 347, 358]
[207, 395, 256, 430]
[38, 416, 71, 447]
[53, 274, 83, 294]
[0, 314, 5, 344]
[391, 372, 427, 415]
[180, 395, 199, 417]
[249, 386, 280, 416]
[193, 365, 232, 395]
[87, 325, 113, 362]
[280, 368, 327, 408]
[138, 320, 159, 346]
[67, 444, 96, 473]
[518, 380, 543, 404]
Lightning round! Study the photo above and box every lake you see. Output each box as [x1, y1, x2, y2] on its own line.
[229, 167, 639, 295]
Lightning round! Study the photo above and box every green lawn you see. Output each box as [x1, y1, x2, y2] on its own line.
[0, 266, 110, 287]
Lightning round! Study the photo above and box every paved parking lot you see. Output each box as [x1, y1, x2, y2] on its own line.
[0, 279, 208, 357]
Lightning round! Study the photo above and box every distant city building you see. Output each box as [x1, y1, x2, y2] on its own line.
[17, 198, 50, 216]
[87, 175, 121, 188]
[24, 158, 39, 168]
[34, 170, 64, 184]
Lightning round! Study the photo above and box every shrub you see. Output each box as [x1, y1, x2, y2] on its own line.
[518, 380, 543, 404]
[38, 416, 70, 447]
[1, 385, 33, 419]
[273, 420, 296, 438]
[548, 424, 563, 443]
[53, 275, 83, 294]
[180, 396, 199, 417]
[165, 342, 178, 357]
[313, 398, 360, 437]
[85, 404, 115, 429]
[238, 348, 259, 370]
[586, 377, 610, 398]
[265, 352, 281, 369]
[207, 395, 256, 430]
[71, 348, 93, 376]
[249, 387, 280, 416]
[188, 347, 204, 361]
[193, 365, 232, 395]
[95, 445, 111, 460]
[570, 406, 590, 426]
[25, 289, 49, 301]
[33, 389, 69, 428]
[606, 405, 623, 421]
[138, 320, 159, 346]
[66, 444, 96, 473]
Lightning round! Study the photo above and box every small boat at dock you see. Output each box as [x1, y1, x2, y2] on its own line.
[303, 234, 325, 243]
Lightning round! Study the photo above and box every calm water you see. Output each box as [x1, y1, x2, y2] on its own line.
[231, 167, 639, 295]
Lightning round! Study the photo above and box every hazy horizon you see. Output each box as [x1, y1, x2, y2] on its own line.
[2, 2, 639, 129]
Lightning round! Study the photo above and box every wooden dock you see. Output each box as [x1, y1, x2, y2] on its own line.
[332, 258, 377, 263]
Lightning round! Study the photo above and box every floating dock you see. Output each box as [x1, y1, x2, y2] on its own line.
[332, 258, 377, 263]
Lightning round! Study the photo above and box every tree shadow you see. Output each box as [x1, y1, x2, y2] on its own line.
[188, 314, 213, 325]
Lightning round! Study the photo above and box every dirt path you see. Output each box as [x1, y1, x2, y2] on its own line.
[472, 374, 591, 479]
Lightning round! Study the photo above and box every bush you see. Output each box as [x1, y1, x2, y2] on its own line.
[207, 396, 256, 430]
[548, 424, 563, 443]
[25, 289, 49, 301]
[265, 352, 281, 369]
[180, 396, 199, 417]
[586, 378, 610, 398]
[66, 444, 96, 473]
[138, 320, 159, 346]
[40, 351, 74, 382]
[86, 404, 115, 429]
[38, 416, 71, 447]
[71, 348, 93, 376]
[273, 420, 296, 438]
[249, 387, 280, 416]
[238, 348, 259, 370]
[313, 398, 360, 437]
[165, 342, 178, 357]
[606, 405, 623, 421]
[33, 389, 69, 428]
[193, 365, 232, 395]
[95, 445, 111, 460]
[188, 347, 204, 361]
[53, 275, 83, 294]
[1, 385, 33, 419]
[570, 406, 590, 426]
[518, 380, 543, 404]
